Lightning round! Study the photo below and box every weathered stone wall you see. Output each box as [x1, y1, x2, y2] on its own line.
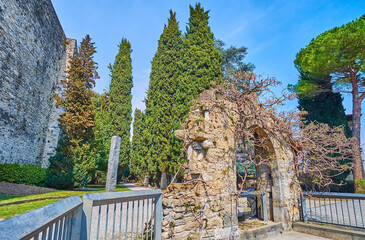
[163, 90, 239, 239]
[0, 0, 69, 165]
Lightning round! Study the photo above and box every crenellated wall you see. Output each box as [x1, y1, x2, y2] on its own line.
[0, 0, 73, 166]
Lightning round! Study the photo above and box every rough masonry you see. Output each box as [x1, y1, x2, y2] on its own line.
[162, 90, 239, 239]
[0, 0, 74, 166]
[162, 90, 300, 239]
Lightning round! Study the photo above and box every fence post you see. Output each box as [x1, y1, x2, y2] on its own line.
[154, 194, 162, 240]
[81, 195, 94, 240]
[70, 205, 83, 239]
[302, 195, 307, 222]
[262, 191, 268, 222]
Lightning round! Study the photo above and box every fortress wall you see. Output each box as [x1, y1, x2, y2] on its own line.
[0, 0, 69, 165]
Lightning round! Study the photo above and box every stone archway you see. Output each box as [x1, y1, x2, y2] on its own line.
[161, 90, 300, 239]
[246, 125, 300, 226]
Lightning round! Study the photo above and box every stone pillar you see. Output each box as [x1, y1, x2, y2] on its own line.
[161, 173, 167, 190]
[106, 136, 121, 192]
[269, 136, 300, 229]
[162, 90, 238, 239]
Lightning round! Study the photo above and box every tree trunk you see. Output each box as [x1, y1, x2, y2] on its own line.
[351, 72, 364, 184]
[352, 97, 363, 180]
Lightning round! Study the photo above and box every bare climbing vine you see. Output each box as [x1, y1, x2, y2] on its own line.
[216, 70, 356, 190]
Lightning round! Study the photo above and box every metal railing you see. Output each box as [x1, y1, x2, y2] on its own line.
[301, 192, 365, 229]
[237, 191, 268, 222]
[0, 195, 83, 240]
[0, 189, 162, 240]
[82, 190, 162, 240]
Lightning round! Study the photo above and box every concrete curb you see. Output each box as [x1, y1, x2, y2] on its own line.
[239, 222, 283, 239]
[293, 222, 365, 240]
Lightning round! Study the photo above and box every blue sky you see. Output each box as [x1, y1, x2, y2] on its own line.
[52, 0, 365, 148]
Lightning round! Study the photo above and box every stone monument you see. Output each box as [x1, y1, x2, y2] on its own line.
[106, 136, 121, 192]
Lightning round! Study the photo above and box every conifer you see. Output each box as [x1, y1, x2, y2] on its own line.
[108, 39, 133, 170]
[171, 3, 223, 165]
[48, 35, 99, 188]
[130, 109, 146, 180]
[144, 11, 183, 181]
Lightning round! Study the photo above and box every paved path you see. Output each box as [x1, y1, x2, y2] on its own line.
[269, 231, 330, 239]
[121, 182, 150, 191]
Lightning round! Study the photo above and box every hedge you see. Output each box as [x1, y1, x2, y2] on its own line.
[355, 178, 365, 194]
[0, 163, 47, 187]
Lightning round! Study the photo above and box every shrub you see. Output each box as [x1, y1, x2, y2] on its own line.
[355, 178, 365, 194]
[0, 163, 47, 186]
[45, 152, 74, 190]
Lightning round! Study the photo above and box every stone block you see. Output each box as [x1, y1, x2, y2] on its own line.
[207, 217, 223, 229]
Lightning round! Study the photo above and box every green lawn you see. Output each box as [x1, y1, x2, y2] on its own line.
[0, 184, 129, 219]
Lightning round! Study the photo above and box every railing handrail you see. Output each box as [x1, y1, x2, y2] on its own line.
[0, 195, 82, 240]
[81, 189, 163, 240]
[303, 191, 365, 200]
[239, 191, 266, 197]
[83, 189, 162, 206]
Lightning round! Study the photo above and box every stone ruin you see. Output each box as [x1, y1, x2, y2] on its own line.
[162, 90, 300, 239]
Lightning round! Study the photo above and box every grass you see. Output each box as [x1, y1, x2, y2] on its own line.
[0, 199, 60, 219]
[0, 184, 129, 219]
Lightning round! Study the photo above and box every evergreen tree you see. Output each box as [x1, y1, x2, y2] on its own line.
[92, 92, 112, 184]
[47, 35, 99, 188]
[56, 35, 99, 150]
[144, 11, 183, 182]
[294, 15, 365, 181]
[295, 70, 352, 187]
[214, 38, 255, 74]
[171, 3, 223, 167]
[130, 109, 146, 180]
[108, 39, 133, 171]
[296, 71, 352, 137]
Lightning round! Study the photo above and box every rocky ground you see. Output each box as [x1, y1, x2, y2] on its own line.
[0, 182, 55, 196]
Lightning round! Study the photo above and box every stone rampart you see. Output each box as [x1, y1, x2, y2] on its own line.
[0, 0, 71, 165]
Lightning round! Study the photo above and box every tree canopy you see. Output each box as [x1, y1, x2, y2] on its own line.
[294, 14, 365, 182]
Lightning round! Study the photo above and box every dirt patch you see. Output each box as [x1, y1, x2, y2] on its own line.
[239, 219, 267, 230]
[0, 182, 56, 196]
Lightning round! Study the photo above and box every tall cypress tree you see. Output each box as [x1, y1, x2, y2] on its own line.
[296, 71, 352, 137]
[130, 108, 146, 180]
[171, 3, 223, 166]
[144, 11, 183, 182]
[108, 39, 133, 170]
[295, 70, 352, 186]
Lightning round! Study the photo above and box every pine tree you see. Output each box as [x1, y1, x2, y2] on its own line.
[130, 109, 146, 180]
[144, 11, 183, 182]
[108, 39, 133, 170]
[171, 3, 223, 166]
